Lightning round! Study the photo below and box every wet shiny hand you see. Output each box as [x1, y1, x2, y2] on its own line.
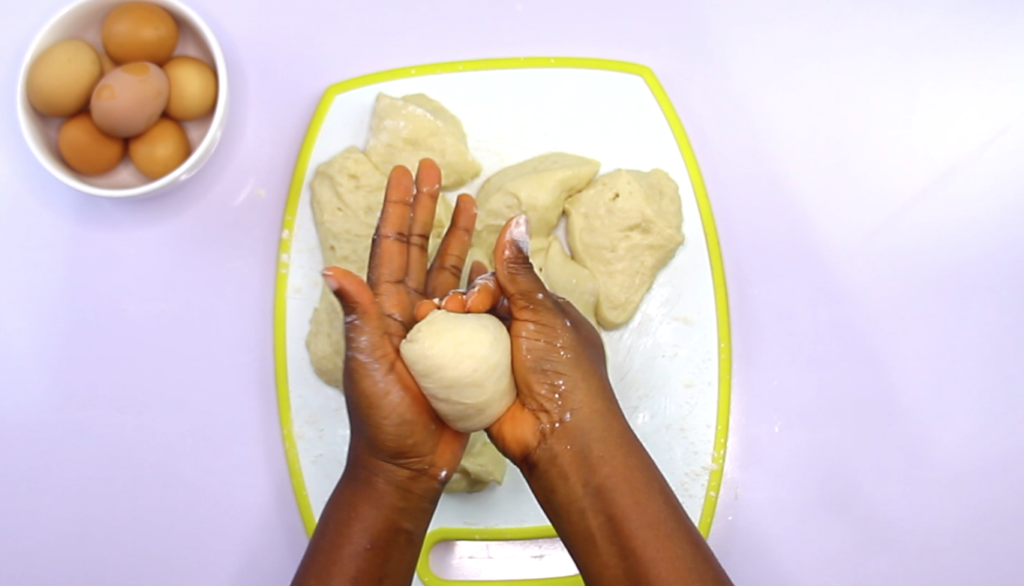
[323, 159, 476, 486]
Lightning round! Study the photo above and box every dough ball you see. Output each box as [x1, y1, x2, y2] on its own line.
[364, 93, 481, 190]
[474, 152, 599, 255]
[538, 236, 600, 325]
[306, 287, 345, 389]
[399, 310, 516, 432]
[565, 169, 684, 329]
[445, 431, 508, 493]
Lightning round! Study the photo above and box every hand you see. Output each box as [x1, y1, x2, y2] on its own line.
[415, 215, 627, 469]
[323, 159, 476, 487]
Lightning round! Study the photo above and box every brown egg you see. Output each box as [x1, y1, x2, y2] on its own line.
[58, 113, 126, 175]
[26, 39, 102, 117]
[163, 56, 218, 121]
[128, 117, 191, 179]
[90, 62, 169, 138]
[102, 2, 179, 65]
[99, 52, 117, 75]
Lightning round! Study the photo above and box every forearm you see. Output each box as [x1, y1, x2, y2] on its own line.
[523, 408, 732, 586]
[291, 455, 442, 586]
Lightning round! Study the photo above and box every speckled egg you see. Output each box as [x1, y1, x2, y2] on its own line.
[90, 62, 169, 138]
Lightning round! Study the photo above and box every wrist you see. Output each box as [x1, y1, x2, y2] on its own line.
[519, 402, 634, 487]
[343, 451, 447, 506]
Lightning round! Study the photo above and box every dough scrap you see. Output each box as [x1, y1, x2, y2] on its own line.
[474, 153, 600, 256]
[538, 236, 600, 325]
[306, 146, 453, 389]
[310, 146, 387, 276]
[305, 287, 345, 389]
[444, 431, 508, 493]
[399, 310, 516, 433]
[365, 93, 481, 190]
[565, 169, 684, 329]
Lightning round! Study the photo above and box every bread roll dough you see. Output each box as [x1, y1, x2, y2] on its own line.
[365, 93, 481, 190]
[474, 153, 600, 255]
[565, 169, 684, 329]
[310, 146, 387, 275]
[399, 310, 516, 433]
[306, 287, 346, 389]
[538, 236, 600, 325]
[306, 146, 453, 389]
[444, 431, 508, 493]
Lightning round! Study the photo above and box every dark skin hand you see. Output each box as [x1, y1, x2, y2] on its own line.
[292, 159, 732, 585]
[291, 159, 476, 586]
[418, 215, 734, 586]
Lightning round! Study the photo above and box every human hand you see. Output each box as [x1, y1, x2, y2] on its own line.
[406, 216, 734, 586]
[323, 159, 476, 488]
[415, 215, 627, 470]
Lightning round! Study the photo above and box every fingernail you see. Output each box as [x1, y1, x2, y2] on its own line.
[321, 268, 340, 291]
[508, 214, 530, 255]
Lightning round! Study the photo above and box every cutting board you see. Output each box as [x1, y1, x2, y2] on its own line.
[274, 57, 731, 585]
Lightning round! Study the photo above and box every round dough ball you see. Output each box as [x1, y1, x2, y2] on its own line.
[400, 310, 516, 432]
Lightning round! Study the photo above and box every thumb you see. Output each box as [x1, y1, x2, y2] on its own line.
[492, 215, 553, 315]
[322, 266, 378, 348]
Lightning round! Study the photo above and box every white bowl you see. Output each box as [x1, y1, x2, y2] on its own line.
[17, 0, 229, 198]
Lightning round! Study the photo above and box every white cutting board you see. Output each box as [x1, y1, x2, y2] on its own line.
[275, 58, 731, 585]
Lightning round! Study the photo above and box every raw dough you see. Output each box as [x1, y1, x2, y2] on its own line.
[310, 146, 387, 275]
[306, 146, 452, 389]
[565, 169, 684, 329]
[365, 93, 481, 190]
[444, 431, 508, 493]
[538, 236, 600, 325]
[305, 287, 345, 389]
[399, 310, 516, 433]
[474, 153, 600, 255]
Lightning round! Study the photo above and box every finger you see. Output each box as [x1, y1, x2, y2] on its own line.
[405, 159, 442, 295]
[414, 298, 440, 322]
[426, 193, 477, 298]
[368, 166, 415, 292]
[492, 215, 556, 316]
[494, 297, 512, 321]
[441, 292, 467, 313]
[468, 260, 489, 284]
[465, 272, 501, 313]
[322, 266, 383, 353]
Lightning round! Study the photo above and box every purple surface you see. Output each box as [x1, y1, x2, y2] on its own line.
[2, 0, 1023, 584]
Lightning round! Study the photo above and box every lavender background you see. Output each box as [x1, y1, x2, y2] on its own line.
[2, 0, 1023, 584]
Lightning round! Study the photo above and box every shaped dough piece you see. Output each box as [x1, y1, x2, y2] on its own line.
[306, 287, 346, 389]
[565, 169, 684, 329]
[444, 431, 508, 493]
[310, 146, 387, 276]
[474, 153, 600, 255]
[538, 237, 600, 325]
[306, 147, 453, 389]
[365, 93, 481, 190]
[399, 310, 516, 433]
